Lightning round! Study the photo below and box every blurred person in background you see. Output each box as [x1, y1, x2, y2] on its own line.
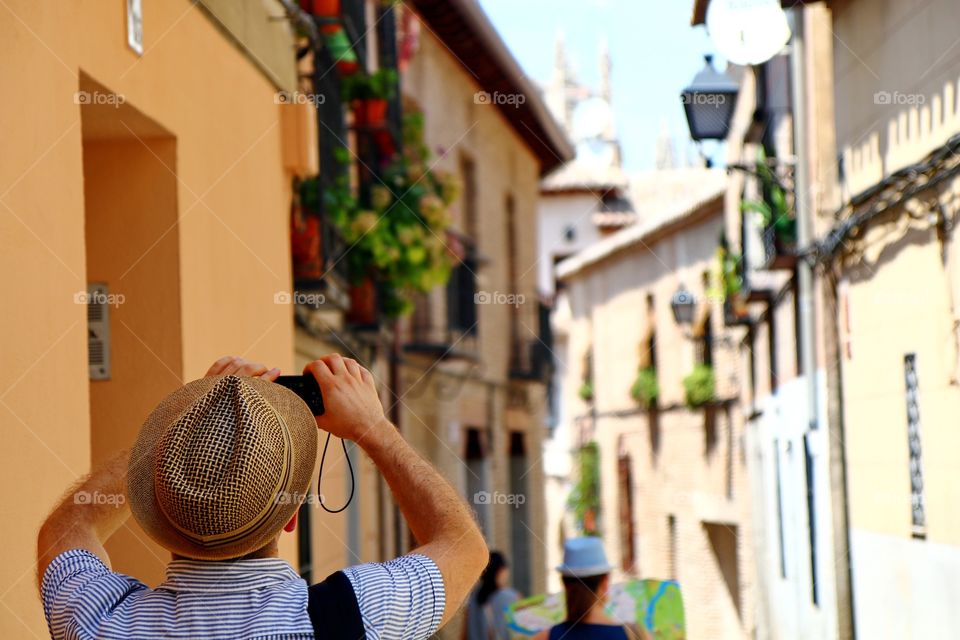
[465, 550, 521, 640]
[532, 538, 650, 640]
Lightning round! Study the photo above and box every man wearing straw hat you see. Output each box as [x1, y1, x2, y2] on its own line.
[37, 354, 488, 639]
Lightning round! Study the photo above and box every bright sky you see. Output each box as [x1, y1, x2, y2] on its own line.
[478, 0, 723, 172]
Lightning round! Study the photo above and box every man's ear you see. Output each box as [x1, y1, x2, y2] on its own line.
[283, 512, 298, 533]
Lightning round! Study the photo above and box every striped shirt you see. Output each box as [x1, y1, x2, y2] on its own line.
[41, 549, 445, 640]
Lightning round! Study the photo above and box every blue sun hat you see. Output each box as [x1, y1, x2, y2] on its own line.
[557, 537, 613, 577]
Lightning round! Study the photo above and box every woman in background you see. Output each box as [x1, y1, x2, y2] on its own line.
[465, 551, 521, 640]
[532, 538, 650, 640]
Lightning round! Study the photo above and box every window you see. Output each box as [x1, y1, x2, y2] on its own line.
[793, 281, 803, 376]
[695, 273, 714, 367]
[904, 353, 927, 538]
[506, 195, 521, 361]
[644, 294, 658, 373]
[704, 522, 741, 618]
[768, 313, 778, 392]
[509, 432, 532, 595]
[446, 245, 478, 336]
[465, 428, 491, 536]
[773, 438, 787, 578]
[698, 311, 714, 367]
[667, 515, 678, 580]
[460, 155, 478, 238]
[618, 451, 636, 573]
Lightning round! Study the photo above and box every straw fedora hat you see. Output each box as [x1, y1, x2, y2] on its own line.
[128, 375, 318, 560]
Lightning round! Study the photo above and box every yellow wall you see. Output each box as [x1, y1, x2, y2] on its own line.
[840, 214, 960, 543]
[1, 1, 298, 635]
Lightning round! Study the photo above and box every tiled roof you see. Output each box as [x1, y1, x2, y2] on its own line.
[557, 168, 727, 278]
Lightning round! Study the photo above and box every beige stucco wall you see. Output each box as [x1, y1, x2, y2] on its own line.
[560, 199, 755, 640]
[1, 1, 299, 635]
[833, 0, 960, 197]
[838, 192, 960, 544]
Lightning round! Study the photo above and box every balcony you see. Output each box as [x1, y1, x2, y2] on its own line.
[761, 223, 798, 271]
[403, 243, 480, 360]
[291, 208, 351, 310]
[509, 302, 553, 380]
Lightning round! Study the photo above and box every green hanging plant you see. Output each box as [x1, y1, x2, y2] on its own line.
[341, 68, 398, 101]
[740, 148, 797, 246]
[568, 442, 601, 537]
[683, 364, 716, 409]
[630, 366, 659, 408]
[578, 381, 595, 402]
[301, 115, 460, 319]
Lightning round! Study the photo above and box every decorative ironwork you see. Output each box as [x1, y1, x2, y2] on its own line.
[904, 353, 927, 537]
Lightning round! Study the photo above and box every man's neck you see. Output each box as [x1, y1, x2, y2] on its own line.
[170, 543, 279, 562]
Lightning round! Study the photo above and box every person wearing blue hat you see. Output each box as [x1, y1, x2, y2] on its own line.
[533, 537, 650, 640]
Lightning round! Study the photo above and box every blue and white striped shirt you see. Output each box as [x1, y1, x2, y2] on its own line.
[41, 549, 445, 640]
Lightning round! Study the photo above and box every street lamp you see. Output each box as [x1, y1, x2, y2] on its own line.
[681, 55, 739, 142]
[671, 285, 697, 325]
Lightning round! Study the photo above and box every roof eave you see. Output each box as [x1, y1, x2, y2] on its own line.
[409, 0, 575, 174]
[691, 0, 814, 26]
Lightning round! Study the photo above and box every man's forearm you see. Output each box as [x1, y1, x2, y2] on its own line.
[358, 419, 488, 624]
[37, 449, 132, 581]
[359, 421, 481, 547]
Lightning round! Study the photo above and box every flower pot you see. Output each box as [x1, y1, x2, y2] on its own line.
[337, 58, 359, 75]
[347, 278, 378, 326]
[291, 209, 322, 279]
[352, 98, 388, 129]
[299, 0, 340, 18]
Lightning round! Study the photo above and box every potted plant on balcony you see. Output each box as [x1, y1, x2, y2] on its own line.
[342, 69, 398, 128]
[718, 244, 749, 325]
[323, 114, 460, 319]
[741, 150, 797, 265]
[630, 366, 659, 409]
[683, 364, 716, 409]
[299, 0, 340, 18]
[568, 442, 601, 536]
[291, 177, 323, 280]
[578, 380, 595, 403]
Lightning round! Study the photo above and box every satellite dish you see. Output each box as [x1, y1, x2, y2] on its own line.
[706, 0, 791, 66]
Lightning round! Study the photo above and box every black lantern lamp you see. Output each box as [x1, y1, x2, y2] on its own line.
[681, 55, 740, 142]
[671, 285, 697, 325]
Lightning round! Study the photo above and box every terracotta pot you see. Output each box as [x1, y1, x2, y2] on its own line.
[352, 98, 388, 129]
[347, 278, 378, 325]
[337, 59, 359, 74]
[291, 213, 322, 279]
[299, 0, 340, 18]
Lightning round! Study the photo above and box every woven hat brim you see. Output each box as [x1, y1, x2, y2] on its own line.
[128, 376, 318, 560]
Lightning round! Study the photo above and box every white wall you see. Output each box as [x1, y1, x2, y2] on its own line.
[537, 192, 606, 296]
[746, 375, 840, 640]
[849, 528, 960, 637]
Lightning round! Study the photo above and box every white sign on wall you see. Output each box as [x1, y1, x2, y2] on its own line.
[127, 0, 143, 55]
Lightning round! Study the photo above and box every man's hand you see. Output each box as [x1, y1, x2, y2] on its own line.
[304, 354, 386, 443]
[206, 356, 281, 381]
[305, 355, 487, 630]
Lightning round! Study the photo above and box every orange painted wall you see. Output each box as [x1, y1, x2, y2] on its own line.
[0, 1, 299, 635]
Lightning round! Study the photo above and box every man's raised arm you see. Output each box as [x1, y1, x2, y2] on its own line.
[306, 354, 488, 627]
